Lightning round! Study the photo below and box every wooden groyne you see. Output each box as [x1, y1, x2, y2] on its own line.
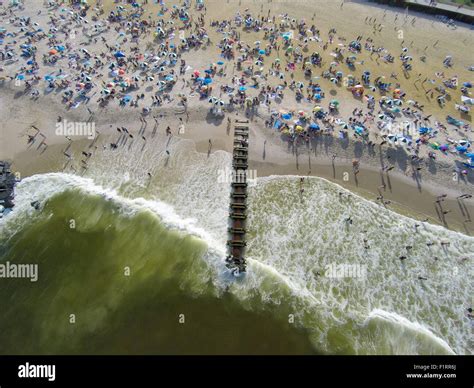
[226, 119, 250, 275]
[0, 161, 16, 214]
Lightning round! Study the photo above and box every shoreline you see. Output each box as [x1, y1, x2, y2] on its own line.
[8, 117, 474, 236]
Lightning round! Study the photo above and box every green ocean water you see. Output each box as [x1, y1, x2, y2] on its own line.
[0, 138, 472, 355]
[0, 187, 315, 354]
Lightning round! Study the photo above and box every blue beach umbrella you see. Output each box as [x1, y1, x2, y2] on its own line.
[114, 51, 126, 58]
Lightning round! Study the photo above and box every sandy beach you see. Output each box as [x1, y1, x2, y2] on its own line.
[1, 0, 473, 233]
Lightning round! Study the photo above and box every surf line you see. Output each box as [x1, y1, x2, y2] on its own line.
[226, 120, 250, 276]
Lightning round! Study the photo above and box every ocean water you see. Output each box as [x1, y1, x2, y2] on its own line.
[0, 137, 472, 355]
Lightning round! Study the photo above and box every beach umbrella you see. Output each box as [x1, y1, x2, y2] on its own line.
[456, 146, 468, 153]
[48, 49, 58, 55]
[114, 51, 126, 58]
[309, 123, 320, 130]
[282, 113, 292, 120]
[56, 45, 65, 52]
[44, 75, 55, 81]
[217, 61, 224, 65]
[16, 74, 25, 80]
[439, 144, 450, 152]
[354, 126, 365, 135]
[259, 49, 265, 55]
[330, 99, 340, 107]
[239, 86, 247, 91]
[122, 95, 132, 103]
[204, 78, 212, 84]
[312, 106, 322, 112]
[463, 82, 472, 88]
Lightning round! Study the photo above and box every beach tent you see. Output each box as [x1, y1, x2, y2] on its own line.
[461, 96, 474, 105]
